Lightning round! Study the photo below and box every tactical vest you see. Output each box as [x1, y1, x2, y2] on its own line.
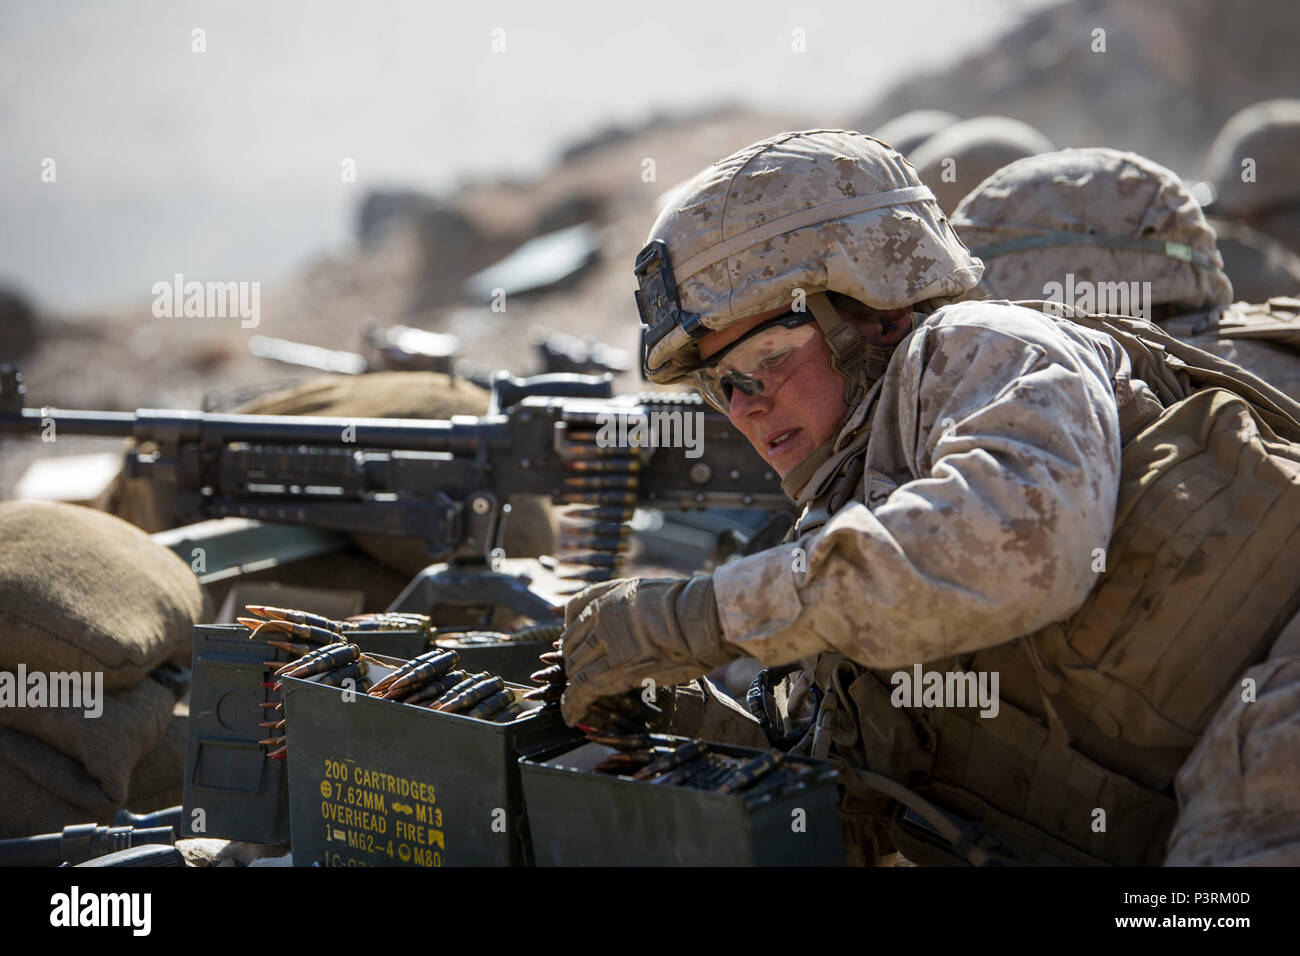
[791, 304, 1300, 867]
[1161, 297, 1300, 403]
[1163, 295, 1300, 344]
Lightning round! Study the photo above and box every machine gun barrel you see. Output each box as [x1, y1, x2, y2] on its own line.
[7, 406, 138, 438]
[3, 406, 487, 454]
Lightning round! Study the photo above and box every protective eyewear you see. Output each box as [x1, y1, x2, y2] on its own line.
[685, 311, 820, 410]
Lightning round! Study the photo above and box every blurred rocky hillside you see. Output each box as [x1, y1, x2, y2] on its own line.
[0, 108, 800, 496]
[853, 0, 1300, 177]
[8, 108, 799, 413]
[8, 0, 1298, 427]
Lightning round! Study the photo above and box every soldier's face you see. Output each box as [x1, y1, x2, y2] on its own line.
[696, 306, 848, 478]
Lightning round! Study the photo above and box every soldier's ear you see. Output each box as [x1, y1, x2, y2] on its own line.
[840, 305, 913, 345]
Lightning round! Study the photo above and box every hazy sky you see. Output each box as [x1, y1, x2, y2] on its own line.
[0, 0, 1060, 312]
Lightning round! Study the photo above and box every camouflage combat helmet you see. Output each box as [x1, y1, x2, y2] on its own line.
[907, 116, 1054, 215]
[1204, 99, 1300, 220]
[869, 109, 958, 158]
[636, 129, 983, 414]
[951, 147, 1233, 312]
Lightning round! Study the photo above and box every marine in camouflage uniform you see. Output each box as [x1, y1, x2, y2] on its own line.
[905, 115, 1053, 216]
[869, 109, 957, 159]
[1201, 215, 1300, 305]
[952, 147, 1300, 404]
[558, 130, 1300, 866]
[1204, 99, 1300, 259]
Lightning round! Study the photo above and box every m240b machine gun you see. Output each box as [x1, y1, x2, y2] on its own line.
[1, 365, 791, 611]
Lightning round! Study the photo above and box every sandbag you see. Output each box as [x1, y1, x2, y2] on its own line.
[0, 673, 175, 799]
[0, 742, 100, 840]
[0, 501, 203, 690]
[238, 370, 492, 418]
[125, 712, 188, 815]
[0, 676, 177, 839]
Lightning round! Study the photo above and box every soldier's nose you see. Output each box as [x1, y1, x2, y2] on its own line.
[727, 387, 771, 419]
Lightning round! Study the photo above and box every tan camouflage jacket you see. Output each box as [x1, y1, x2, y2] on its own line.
[713, 299, 1145, 668]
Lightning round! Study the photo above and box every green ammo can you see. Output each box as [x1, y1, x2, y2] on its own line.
[182, 624, 428, 845]
[282, 657, 577, 867]
[519, 737, 846, 866]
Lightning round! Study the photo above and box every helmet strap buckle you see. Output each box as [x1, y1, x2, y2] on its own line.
[807, 292, 871, 407]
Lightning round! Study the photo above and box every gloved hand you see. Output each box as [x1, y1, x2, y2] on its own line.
[559, 575, 737, 727]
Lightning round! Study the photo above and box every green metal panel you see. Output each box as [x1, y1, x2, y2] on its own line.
[182, 624, 427, 845]
[519, 738, 846, 866]
[154, 518, 348, 584]
[183, 625, 293, 844]
[283, 672, 577, 867]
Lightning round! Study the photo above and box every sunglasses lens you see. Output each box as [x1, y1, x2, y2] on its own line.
[694, 322, 818, 409]
[690, 372, 729, 411]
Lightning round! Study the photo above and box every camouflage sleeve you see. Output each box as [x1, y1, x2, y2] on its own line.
[713, 309, 1123, 668]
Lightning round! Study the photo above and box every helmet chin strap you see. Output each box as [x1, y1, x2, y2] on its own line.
[779, 293, 895, 500]
[806, 292, 893, 408]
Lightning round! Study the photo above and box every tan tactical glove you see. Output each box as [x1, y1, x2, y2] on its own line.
[559, 575, 737, 727]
